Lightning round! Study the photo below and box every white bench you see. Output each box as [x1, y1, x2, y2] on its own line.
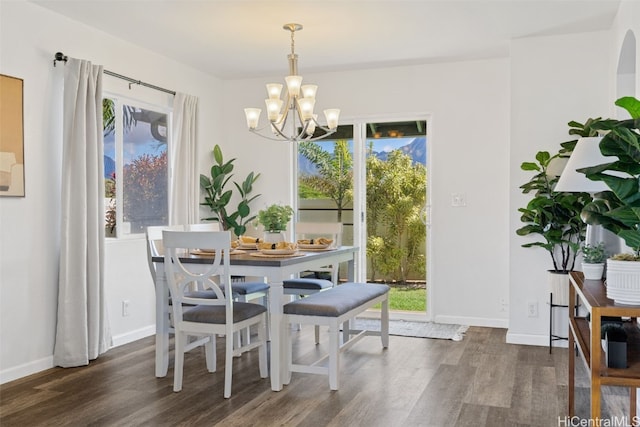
[282, 282, 390, 390]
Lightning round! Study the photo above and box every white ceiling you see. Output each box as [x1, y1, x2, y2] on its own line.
[32, 0, 621, 80]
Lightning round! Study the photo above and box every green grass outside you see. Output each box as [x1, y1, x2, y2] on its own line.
[373, 286, 426, 312]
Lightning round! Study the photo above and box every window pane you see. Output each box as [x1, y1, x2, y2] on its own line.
[365, 120, 427, 292]
[103, 98, 116, 237]
[297, 126, 354, 245]
[122, 105, 168, 234]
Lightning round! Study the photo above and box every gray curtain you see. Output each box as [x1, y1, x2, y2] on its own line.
[54, 57, 112, 367]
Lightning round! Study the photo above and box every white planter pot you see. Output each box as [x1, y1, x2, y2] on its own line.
[605, 259, 640, 305]
[263, 231, 286, 243]
[582, 262, 604, 280]
[548, 271, 570, 306]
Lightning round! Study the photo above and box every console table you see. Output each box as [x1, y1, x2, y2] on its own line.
[568, 271, 640, 420]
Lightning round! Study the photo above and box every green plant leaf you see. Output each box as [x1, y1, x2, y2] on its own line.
[521, 162, 540, 172]
[237, 200, 250, 217]
[219, 190, 232, 206]
[616, 96, 640, 119]
[213, 144, 223, 165]
[535, 151, 551, 165]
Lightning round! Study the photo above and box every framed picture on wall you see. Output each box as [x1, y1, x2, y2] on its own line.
[0, 74, 25, 197]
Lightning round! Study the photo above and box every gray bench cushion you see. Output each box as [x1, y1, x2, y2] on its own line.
[183, 302, 267, 324]
[283, 278, 333, 290]
[283, 282, 389, 317]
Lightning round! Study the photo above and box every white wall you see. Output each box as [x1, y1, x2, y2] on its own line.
[507, 30, 613, 346]
[615, 1, 640, 102]
[223, 59, 512, 328]
[0, 0, 222, 382]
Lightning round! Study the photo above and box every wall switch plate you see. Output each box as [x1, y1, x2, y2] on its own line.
[527, 301, 538, 317]
[451, 193, 466, 207]
[122, 300, 130, 317]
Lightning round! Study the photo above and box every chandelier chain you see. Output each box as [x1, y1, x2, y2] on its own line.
[290, 28, 296, 57]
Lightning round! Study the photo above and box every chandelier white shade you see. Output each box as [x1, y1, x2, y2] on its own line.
[244, 23, 340, 142]
[555, 137, 610, 192]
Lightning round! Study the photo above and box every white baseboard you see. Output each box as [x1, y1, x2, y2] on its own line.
[0, 325, 156, 385]
[0, 356, 54, 385]
[506, 331, 568, 348]
[110, 325, 155, 348]
[435, 314, 509, 329]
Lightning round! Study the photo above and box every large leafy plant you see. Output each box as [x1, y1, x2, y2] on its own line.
[517, 149, 593, 273]
[200, 144, 261, 237]
[579, 96, 640, 257]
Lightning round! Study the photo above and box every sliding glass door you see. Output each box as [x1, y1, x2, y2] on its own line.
[296, 118, 428, 315]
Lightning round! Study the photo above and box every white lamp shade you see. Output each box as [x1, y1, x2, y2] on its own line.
[298, 97, 315, 120]
[285, 75, 302, 97]
[555, 137, 609, 192]
[266, 83, 283, 100]
[244, 108, 261, 129]
[323, 109, 340, 130]
[265, 99, 283, 121]
[301, 84, 318, 99]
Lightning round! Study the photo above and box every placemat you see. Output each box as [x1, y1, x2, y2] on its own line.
[249, 252, 305, 258]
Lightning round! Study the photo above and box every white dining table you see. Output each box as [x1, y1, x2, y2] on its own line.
[152, 246, 358, 391]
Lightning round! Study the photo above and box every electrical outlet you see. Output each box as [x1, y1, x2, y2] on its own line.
[499, 298, 508, 312]
[122, 300, 130, 317]
[527, 301, 538, 317]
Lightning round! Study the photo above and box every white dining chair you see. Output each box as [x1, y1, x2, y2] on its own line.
[185, 222, 270, 346]
[163, 230, 268, 398]
[146, 225, 213, 354]
[284, 222, 343, 343]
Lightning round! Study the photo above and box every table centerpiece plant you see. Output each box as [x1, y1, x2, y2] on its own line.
[256, 203, 294, 242]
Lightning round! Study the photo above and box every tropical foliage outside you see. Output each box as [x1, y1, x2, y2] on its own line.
[299, 140, 353, 222]
[366, 147, 426, 283]
[123, 151, 168, 233]
[103, 98, 168, 234]
[298, 140, 427, 285]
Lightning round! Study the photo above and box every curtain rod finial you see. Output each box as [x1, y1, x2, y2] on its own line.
[53, 52, 68, 67]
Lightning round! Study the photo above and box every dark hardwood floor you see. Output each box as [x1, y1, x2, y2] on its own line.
[0, 326, 632, 426]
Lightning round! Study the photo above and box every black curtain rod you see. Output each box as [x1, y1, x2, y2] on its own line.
[53, 52, 176, 96]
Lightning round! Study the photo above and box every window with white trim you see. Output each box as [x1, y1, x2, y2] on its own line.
[103, 97, 170, 237]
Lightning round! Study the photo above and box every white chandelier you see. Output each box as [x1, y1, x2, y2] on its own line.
[244, 23, 340, 142]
